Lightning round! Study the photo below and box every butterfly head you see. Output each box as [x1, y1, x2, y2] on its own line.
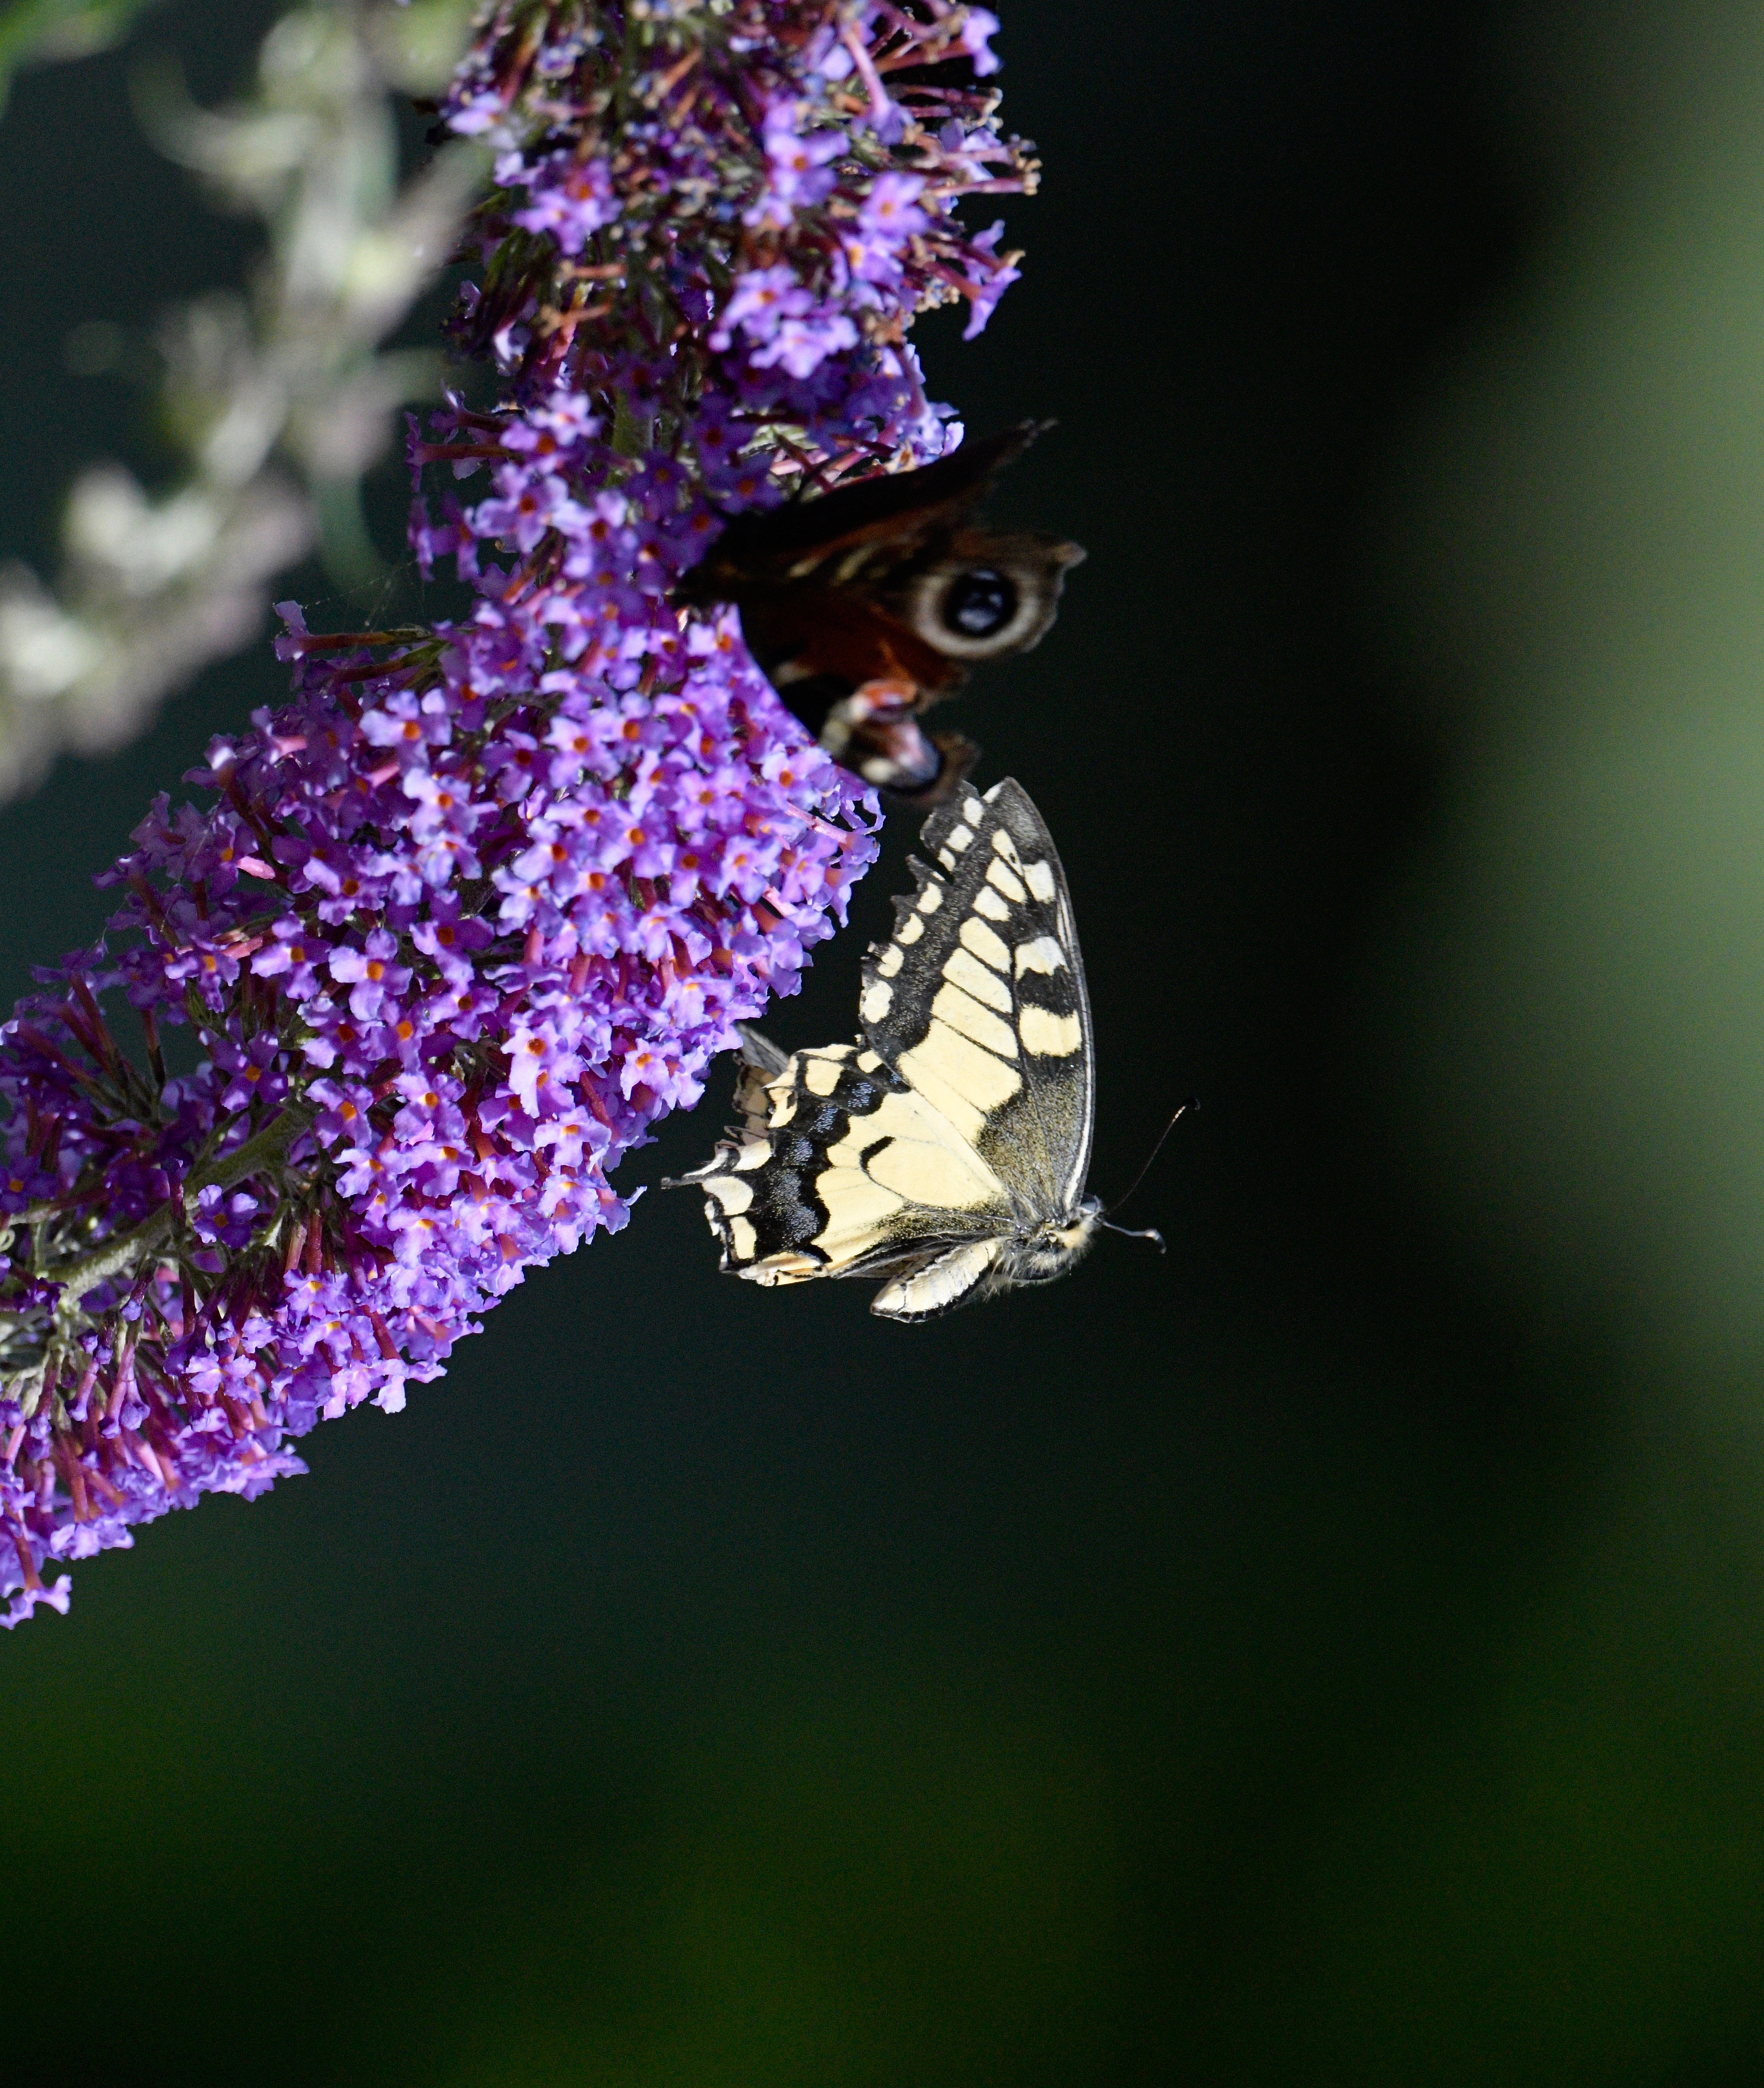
[992, 1195, 1106, 1292]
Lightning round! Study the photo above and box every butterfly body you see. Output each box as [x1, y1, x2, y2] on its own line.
[667, 778, 1101, 1320]
[677, 426, 1084, 799]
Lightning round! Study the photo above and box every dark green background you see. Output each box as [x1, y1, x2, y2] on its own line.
[8, 1, 1764, 2080]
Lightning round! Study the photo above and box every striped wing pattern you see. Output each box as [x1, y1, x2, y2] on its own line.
[668, 780, 1099, 1321]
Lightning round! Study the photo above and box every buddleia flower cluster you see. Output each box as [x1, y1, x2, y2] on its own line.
[0, 0, 1036, 1624]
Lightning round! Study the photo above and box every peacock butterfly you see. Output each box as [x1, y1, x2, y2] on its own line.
[677, 421, 1084, 801]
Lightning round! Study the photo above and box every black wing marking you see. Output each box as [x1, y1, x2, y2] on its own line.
[664, 1031, 1009, 1288]
[858, 777, 1094, 1220]
[664, 780, 1095, 1312]
[677, 422, 1050, 591]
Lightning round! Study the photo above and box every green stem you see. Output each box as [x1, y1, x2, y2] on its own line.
[46, 1103, 312, 1320]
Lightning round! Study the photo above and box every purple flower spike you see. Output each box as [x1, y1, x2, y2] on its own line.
[0, 0, 1035, 1623]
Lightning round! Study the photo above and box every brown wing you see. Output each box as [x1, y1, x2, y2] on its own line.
[735, 586, 960, 703]
[675, 423, 1084, 798]
[676, 422, 1051, 596]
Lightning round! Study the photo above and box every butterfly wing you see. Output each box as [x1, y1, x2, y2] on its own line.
[858, 778, 1095, 1224]
[666, 779, 1097, 1321]
[679, 422, 1050, 589]
[676, 426, 1084, 798]
[666, 1030, 1016, 1300]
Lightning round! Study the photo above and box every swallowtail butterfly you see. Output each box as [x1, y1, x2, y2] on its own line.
[676, 425, 1084, 803]
[666, 778, 1103, 1321]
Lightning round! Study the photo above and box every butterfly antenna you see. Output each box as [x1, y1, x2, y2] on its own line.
[1104, 1097, 1197, 1225]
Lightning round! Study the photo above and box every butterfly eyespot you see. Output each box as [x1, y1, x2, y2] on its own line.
[940, 568, 1017, 639]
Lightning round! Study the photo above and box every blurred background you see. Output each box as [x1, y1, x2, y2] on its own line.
[6, 0, 1764, 2081]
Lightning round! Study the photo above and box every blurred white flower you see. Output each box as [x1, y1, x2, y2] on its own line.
[0, 0, 485, 800]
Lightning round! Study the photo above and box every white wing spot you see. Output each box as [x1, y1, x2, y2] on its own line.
[732, 1136, 772, 1171]
[860, 980, 893, 1024]
[864, 1136, 999, 1209]
[1014, 934, 1068, 978]
[962, 797, 986, 824]
[943, 944, 1013, 1011]
[932, 981, 1019, 1059]
[876, 943, 904, 977]
[728, 1215, 758, 1260]
[802, 1054, 843, 1096]
[1019, 1004, 1084, 1056]
[944, 823, 975, 852]
[958, 916, 1011, 972]
[917, 882, 943, 914]
[808, 1166, 906, 1245]
[973, 886, 1011, 922]
[991, 829, 1023, 866]
[1023, 858, 1057, 903]
[706, 1173, 754, 1213]
[747, 1250, 816, 1286]
[899, 1021, 1021, 1130]
[937, 848, 956, 870]
[897, 913, 925, 944]
[857, 1050, 884, 1073]
[986, 859, 1027, 903]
